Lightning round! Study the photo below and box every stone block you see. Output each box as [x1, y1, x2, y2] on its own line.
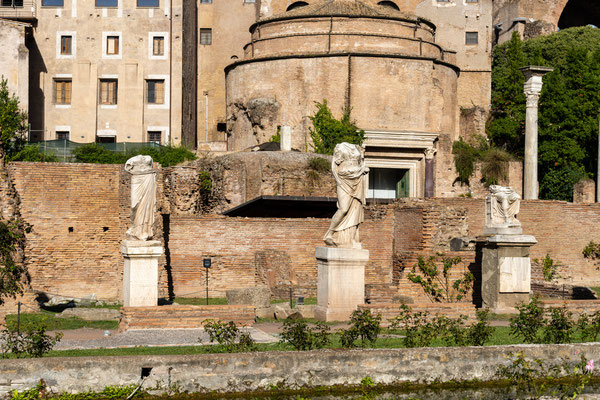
[273, 304, 292, 320]
[295, 304, 315, 318]
[57, 308, 121, 321]
[314, 246, 369, 322]
[226, 286, 270, 308]
[121, 240, 163, 307]
[573, 179, 595, 204]
[255, 306, 275, 319]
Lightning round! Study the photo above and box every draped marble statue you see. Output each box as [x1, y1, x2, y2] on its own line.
[323, 143, 369, 249]
[125, 155, 157, 241]
[485, 185, 522, 235]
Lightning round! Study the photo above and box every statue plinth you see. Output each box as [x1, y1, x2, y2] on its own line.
[121, 240, 163, 307]
[314, 246, 369, 322]
[479, 234, 537, 313]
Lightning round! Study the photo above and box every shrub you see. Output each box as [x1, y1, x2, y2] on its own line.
[533, 254, 561, 282]
[130, 145, 196, 167]
[72, 143, 127, 164]
[202, 320, 256, 353]
[509, 297, 545, 344]
[390, 304, 439, 348]
[467, 309, 494, 346]
[407, 253, 474, 303]
[279, 319, 330, 351]
[542, 306, 575, 344]
[0, 220, 27, 305]
[339, 309, 381, 348]
[307, 157, 331, 173]
[583, 241, 600, 269]
[8, 145, 57, 162]
[452, 138, 478, 184]
[578, 311, 600, 342]
[1, 323, 62, 358]
[480, 147, 511, 186]
[309, 100, 364, 155]
[0, 78, 27, 161]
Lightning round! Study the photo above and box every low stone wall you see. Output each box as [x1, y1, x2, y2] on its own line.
[532, 282, 597, 300]
[118, 305, 255, 331]
[540, 299, 600, 316]
[358, 302, 477, 326]
[1, 343, 599, 396]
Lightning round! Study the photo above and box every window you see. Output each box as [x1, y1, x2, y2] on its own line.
[152, 36, 164, 56]
[286, 1, 308, 11]
[99, 79, 118, 105]
[200, 0, 211, 3]
[465, 0, 478, 2]
[41, 0, 63, 6]
[148, 131, 161, 144]
[465, 31, 478, 45]
[377, 1, 399, 10]
[96, 0, 117, 6]
[146, 79, 165, 104]
[137, 0, 158, 7]
[54, 79, 71, 105]
[60, 36, 72, 55]
[56, 131, 69, 140]
[1, 0, 24, 7]
[244, 0, 256, 3]
[200, 28, 212, 45]
[106, 36, 119, 55]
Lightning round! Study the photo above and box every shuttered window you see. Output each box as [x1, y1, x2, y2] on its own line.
[60, 35, 72, 55]
[200, 28, 212, 45]
[106, 36, 119, 55]
[54, 79, 71, 104]
[152, 36, 164, 56]
[99, 79, 118, 105]
[465, 31, 479, 45]
[148, 131, 161, 144]
[147, 79, 165, 104]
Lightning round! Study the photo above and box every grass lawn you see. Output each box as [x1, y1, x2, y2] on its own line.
[5, 313, 118, 331]
[172, 297, 228, 305]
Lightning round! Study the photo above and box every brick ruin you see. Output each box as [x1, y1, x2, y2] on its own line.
[1, 156, 600, 315]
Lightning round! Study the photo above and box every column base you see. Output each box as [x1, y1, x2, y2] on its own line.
[314, 246, 369, 322]
[121, 240, 163, 307]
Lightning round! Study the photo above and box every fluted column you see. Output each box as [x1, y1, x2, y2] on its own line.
[520, 66, 553, 200]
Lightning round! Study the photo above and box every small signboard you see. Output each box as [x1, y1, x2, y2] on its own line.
[203, 258, 211, 268]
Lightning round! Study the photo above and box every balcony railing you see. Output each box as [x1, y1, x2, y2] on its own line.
[0, 0, 36, 20]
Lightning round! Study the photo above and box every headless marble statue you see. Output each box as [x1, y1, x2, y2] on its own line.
[323, 143, 369, 249]
[125, 155, 157, 241]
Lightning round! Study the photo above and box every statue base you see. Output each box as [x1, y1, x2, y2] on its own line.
[314, 246, 369, 322]
[479, 234, 537, 313]
[121, 240, 163, 307]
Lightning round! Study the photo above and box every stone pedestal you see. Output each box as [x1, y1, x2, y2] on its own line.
[121, 240, 163, 307]
[480, 234, 537, 313]
[314, 246, 369, 322]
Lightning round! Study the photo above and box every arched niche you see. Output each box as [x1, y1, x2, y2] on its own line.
[377, 1, 400, 11]
[558, 0, 600, 29]
[286, 1, 309, 11]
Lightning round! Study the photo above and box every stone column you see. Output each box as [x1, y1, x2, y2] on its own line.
[520, 66, 553, 200]
[280, 126, 292, 152]
[424, 147, 436, 198]
[121, 240, 163, 307]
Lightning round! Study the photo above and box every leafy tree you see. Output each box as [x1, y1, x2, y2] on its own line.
[489, 27, 600, 200]
[309, 100, 364, 155]
[0, 78, 27, 164]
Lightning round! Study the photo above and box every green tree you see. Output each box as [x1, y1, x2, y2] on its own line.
[0, 78, 27, 164]
[489, 27, 600, 200]
[309, 100, 364, 155]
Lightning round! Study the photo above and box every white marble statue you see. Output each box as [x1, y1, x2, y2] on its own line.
[486, 185, 522, 232]
[323, 142, 369, 249]
[125, 155, 157, 241]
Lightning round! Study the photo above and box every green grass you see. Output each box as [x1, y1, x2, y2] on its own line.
[173, 297, 228, 305]
[5, 313, 118, 331]
[271, 297, 317, 308]
[591, 287, 600, 298]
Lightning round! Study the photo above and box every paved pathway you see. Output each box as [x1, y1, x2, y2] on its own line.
[53, 327, 279, 350]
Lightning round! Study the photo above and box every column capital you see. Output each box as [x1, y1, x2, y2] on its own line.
[424, 147, 437, 160]
[520, 65, 553, 95]
[524, 91, 541, 107]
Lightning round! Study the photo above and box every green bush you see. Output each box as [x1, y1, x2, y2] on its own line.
[533, 254, 561, 282]
[467, 309, 495, 346]
[452, 138, 478, 183]
[577, 311, 600, 342]
[407, 253, 474, 303]
[452, 138, 512, 185]
[309, 100, 364, 155]
[307, 157, 331, 173]
[509, 297, 546, 344]
[131, 145, 196, 167]
[390, 304, 438, 348]
[279, 319, 330, 351]
[72, 143, 127, 164]
[543, 306, 575, 344]
[1, 323, 63, 358]
[202, 319, 256, 353]
[0, 220, 26, 305]
[583, 241, 600, 269]
[339, 309, 381, 348]
[72, 144, 196, 167]
[8, 145, 57, 162]
[539, 167, 586, 201]
[0, 78, 27, 160]
[480, 147, 511, 186]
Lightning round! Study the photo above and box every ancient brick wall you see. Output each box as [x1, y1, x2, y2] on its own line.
[168, 206, 394, 299]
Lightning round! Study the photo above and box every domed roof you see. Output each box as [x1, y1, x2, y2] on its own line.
[257, 0, 428, 25]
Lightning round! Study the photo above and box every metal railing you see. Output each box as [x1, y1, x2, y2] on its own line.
[0, 0, 36, 20]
